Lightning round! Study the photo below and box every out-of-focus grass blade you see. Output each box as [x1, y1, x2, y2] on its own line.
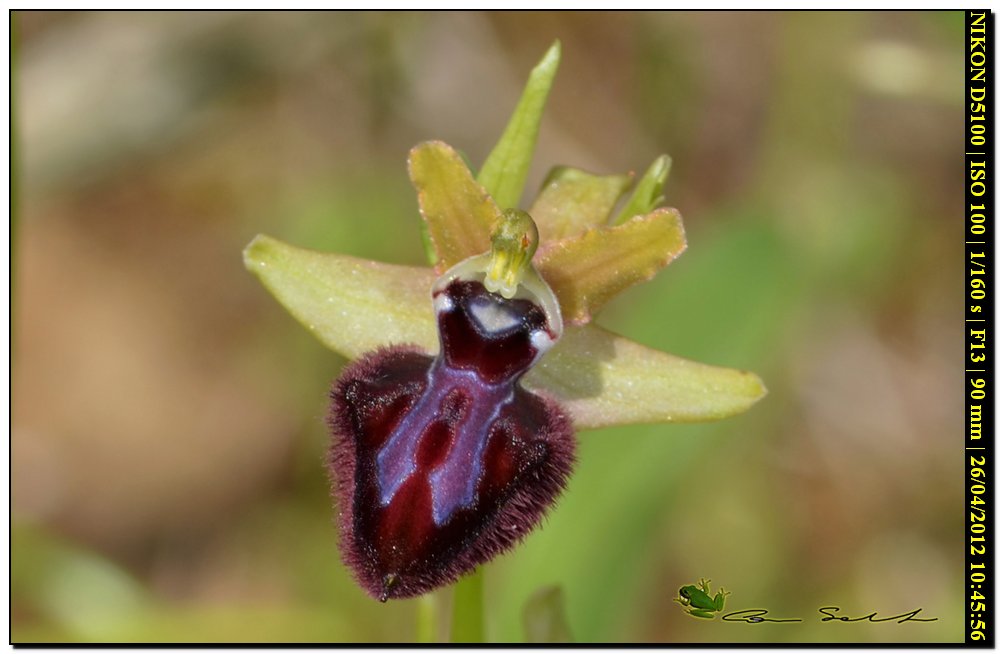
[522, 585, 574, 643]
[12, 524, 149, 642]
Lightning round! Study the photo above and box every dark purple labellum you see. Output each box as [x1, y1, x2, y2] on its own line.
[328, 274, 575, 601]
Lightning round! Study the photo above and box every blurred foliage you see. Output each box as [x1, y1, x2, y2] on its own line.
[522, 585, 574, 643]
[13, 11, 964, 643]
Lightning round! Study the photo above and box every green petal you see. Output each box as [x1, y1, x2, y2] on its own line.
[612, 155, 672, 225]
[524, 324, 768, 429]
[529, 166, 634, 242]
[244, 234, 437, 358]
[244, 235, 765, 429]
[536, 208, 687, 325]
[408, 141, 501, 271]
[477, 41, 561, 209]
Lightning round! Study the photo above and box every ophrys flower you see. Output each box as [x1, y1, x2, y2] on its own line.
[244, 41, 766, 602]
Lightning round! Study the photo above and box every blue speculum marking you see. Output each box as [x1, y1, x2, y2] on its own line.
[377, 363, 512, 524]
[375, 278, 549, 525]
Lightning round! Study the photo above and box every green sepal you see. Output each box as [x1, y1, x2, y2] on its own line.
[477, 41, 561, 209]
[524, 324, 767, 429]
[244, 235, 437, 359]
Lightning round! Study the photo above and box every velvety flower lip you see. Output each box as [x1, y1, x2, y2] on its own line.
[327, 250, 577, 600]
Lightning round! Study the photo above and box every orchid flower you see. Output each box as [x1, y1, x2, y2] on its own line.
[243, 41, 765, 604]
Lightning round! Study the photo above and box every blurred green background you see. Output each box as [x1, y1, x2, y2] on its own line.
[12, 11, 964, 643]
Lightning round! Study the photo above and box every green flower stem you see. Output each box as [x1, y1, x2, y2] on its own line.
[450, 567, 485, 642]
[415, 593, 437, 643]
